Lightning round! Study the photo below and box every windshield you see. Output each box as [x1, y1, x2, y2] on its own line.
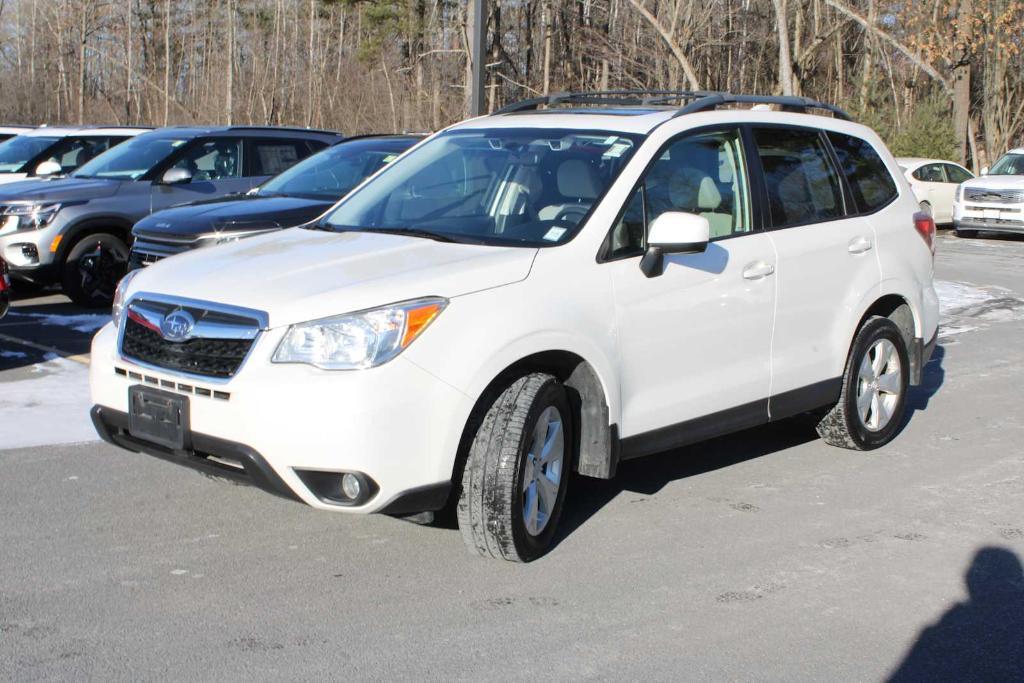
[0, 136, 59, 173]
[259, 139, 413, 200]
[989, 153, 1024, 176]
[73, 136, 188, 180]
[318, 128, 642, 246]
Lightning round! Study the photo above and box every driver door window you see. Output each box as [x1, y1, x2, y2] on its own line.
[606, 128, 751, 259]
[172, 138, 242, 180]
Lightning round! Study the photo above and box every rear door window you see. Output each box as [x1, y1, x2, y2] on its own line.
[753, 127, 844, 228]
[249, 139, 307, 176]
[943, 164, 973, 184]
[827, 132, 899, 212]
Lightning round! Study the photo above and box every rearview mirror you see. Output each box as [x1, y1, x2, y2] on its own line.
[160, 167, 193, 185]
[639, 212, 710, 278]
[34, 159, 62, 177]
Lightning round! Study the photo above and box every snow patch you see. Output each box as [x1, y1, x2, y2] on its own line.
[0, 355, 97, 450]
[935, 280, 1024, 339]
[8, 311, 111, 333]
[0, 350, 28, 359]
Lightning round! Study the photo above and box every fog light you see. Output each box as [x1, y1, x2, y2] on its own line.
[341, 473, 361, 499]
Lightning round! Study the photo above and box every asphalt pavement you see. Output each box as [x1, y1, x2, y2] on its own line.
[1, 232, 1023, 681]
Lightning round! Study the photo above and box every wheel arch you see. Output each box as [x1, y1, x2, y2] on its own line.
[454, 349, 620, 486]
[56, 216, 134, 264]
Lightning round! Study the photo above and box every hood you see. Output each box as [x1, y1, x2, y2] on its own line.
[0, 177, 121, 203]
[128, 227, 537, 328]
[0, 173, 28, 185]
[963, 175, 1024, 191]
[134, 195, 333, 238]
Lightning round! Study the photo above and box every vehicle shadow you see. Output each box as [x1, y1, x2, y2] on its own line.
[0, 290, 105, 372]
[904, 343, 945, 417]
[887, 546, 1024, 681]
[554, 414, 821, 550]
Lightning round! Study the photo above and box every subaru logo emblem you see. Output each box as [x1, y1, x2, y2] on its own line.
[161, 309, 195, 342]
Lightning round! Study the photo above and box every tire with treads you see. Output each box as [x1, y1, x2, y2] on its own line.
[457, 373, 572, 562]
[817, 316, 910, 450]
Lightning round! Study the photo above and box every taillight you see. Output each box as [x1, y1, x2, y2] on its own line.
[913, 211, 936, 256]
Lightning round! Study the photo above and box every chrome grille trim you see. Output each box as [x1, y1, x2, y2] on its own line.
[964, 187, 1024, 203]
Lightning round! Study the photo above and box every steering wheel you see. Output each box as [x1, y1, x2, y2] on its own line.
[552, 205, 589, 225]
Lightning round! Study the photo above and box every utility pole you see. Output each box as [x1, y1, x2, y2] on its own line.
[469, 0, 486, 117]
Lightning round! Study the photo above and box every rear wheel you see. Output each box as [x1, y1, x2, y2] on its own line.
[457, 373, 572, 562]
[61, 233, 129, 307]
[817, 316, 909, 450]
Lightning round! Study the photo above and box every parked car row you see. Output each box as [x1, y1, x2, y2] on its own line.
[89, 91, 941, 561]
[897, 150, 1024, 238]
[0, 125, 422, 305]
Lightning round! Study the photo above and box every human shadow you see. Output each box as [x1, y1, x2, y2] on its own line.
[888, 546, 1024, 682]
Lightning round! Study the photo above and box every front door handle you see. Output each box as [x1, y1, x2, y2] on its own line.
[742, 261, 775, 280]
[848, 236, 873, 254]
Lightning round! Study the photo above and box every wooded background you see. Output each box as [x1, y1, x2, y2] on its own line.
[0, 0, 1021, 170]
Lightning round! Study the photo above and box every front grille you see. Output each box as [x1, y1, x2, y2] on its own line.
[120, 299, 263, 379]
[123, 317, 254, 377]
[964, 187, 1024, 203]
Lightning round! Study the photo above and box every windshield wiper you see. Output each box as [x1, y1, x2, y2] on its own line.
[348, 227, 457, 243]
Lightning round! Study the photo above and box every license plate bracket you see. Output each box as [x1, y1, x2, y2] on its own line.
[129, 386, 189, 450]
[983, 209, 1001, 220]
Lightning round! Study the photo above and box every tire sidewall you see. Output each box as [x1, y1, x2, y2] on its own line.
[844, 318, 910, 449]
[510, 379, 573, 561]
[62, 233, 128, 307]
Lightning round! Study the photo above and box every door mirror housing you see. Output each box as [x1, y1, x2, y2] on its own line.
[640, 212, 711, 278]
[34, 159, 62, 177]
[980, 166, 989, 176]
[160, 167, 193, 185]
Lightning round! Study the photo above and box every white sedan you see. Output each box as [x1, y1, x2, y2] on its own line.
[897, 157, 974, 224]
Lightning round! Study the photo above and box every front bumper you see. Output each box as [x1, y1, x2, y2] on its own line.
[89, 323, 470, 514]
[0, 222, 62, 282]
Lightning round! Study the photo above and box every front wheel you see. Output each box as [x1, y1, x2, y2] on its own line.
[61, 233, 129, 307]
[817, 316, 910, 450]
[457, 373, 572, 562]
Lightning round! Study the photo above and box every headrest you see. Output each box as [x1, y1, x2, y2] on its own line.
[557, 159, 601, 200]
[669, 168, 722, 211]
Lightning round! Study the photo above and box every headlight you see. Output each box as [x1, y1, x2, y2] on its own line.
[0, 203, 62, 235]
[273, 297, 447, 370]
[110, 269, 140, 328]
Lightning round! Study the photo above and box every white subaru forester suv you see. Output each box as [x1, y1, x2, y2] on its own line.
[91, 92, 939, 562]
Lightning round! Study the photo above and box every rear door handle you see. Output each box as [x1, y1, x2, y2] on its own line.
[848, 236, 873, 254]
[742, 261, 775, 280]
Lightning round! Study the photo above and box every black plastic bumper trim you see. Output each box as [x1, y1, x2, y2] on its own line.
[377, 482, 452, 516]
[90, 405, 300, 502]
[910, 329, 938, 386]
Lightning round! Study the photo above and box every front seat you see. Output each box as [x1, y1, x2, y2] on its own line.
[668, 168, 733, 238]
[538, 158, 602, 222]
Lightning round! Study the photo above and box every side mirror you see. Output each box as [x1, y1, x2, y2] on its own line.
[980, 166, 989, 176]
[160, 167, 193, 185]
[34, 159, 62, 177]
[639, 212, 710, 278]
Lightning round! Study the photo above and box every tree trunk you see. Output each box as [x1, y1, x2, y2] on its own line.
[771, 0, 795, 96]
[952, 0, 972, 166]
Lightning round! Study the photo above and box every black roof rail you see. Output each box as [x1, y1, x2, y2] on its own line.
[495, 90, 720, 114]
[225, 125, 343, 136]
[495, 89, 850, 120]
[674, 93, 851, 120]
